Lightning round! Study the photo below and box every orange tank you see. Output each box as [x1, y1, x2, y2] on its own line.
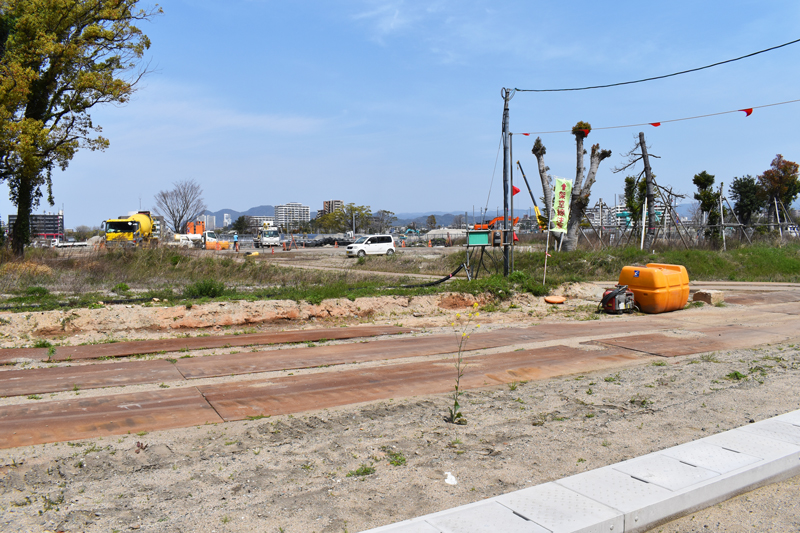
[618, 263, 690, 314]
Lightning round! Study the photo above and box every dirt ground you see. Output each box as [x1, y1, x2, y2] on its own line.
[1, 284, 799, 533]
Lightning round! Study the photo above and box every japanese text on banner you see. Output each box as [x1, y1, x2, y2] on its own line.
[551, 178, 572, 233]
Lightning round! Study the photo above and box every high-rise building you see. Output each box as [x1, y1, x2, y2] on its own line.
[323, 200, 344, 215]
[223, 213, 232, 228]
[8, 211, 65, 241]
[198, 215, 216, 230]
[275, 202, 310, 229]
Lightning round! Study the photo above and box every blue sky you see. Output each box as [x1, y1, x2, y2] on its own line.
[4, 0, 800, 228]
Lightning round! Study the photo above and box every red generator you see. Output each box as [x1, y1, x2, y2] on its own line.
[600, 285, 635, 314]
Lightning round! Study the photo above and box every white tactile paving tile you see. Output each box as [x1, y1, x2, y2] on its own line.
[556, 466, 672, 511]
[738, 419, 800, 445]
[660, 441, 761, 474]
[612, 454, 719, 491]
[428, 501, 550, 533]
[496, 483, 623, 533]
[365, 520, 442, 533]
[702, 428, 800, 460]
[774, 410, 800, 426]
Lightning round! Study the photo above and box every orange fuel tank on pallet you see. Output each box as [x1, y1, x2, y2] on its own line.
[618, 263, 689, 314]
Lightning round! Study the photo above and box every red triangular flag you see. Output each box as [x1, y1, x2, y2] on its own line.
[512, 185, 521, 196]
[581, 129, 590, 137]
[521, 133, 530, 136]
[650, 122, 661, 127]
[513, 232, 519, 242]
[740, 108, 753, 117]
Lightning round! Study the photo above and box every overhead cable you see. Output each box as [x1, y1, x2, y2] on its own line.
[514, 37, 800, 92]
[515, 98, 800, 135]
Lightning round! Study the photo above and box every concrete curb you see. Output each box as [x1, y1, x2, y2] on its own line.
[363, 410, 800, 533]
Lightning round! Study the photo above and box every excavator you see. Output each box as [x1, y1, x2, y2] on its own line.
[472, 216, 519, 230]
[515, 161, 548, 231]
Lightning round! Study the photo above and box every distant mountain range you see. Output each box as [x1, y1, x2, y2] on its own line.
[204, 205, 275, 220]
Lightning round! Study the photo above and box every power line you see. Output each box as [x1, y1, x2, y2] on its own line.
[514, 38, 800, 92]
[515, 98, 800, 135]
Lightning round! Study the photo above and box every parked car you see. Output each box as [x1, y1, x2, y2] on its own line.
[346, 234, 396, 258]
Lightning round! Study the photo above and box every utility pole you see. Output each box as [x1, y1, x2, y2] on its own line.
[501, 88, 514, 276]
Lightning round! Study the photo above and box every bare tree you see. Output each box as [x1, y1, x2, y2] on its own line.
[613, 132, 660, 249]
[531, 122, 611, 251]
[153, 179, 207, 234]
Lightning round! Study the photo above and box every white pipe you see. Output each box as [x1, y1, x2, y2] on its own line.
[640, 198, 647, 250]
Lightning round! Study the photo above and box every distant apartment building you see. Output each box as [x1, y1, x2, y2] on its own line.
[249, 216, 274, 226]
[317, 200, 344, 220]
[223, 213, 232, 228]
[8, 212, 65, 241]
[198, 215, 216, 230]
[248, 216, 274, 231]
[585, 203, 674, 229]
[275, 202, 310, 229]
[323, 200, 344, 214]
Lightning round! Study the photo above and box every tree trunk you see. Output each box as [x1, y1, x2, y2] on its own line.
[11, 170, 34, 257]
[640, 132, 656, 250]
[562, 142, 611, 251]
[531, 137, 553, 221]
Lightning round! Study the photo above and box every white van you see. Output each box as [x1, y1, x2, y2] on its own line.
[346, 235, 396, 258]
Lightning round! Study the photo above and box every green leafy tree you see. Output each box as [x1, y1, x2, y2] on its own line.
[729, 175, 764, 227]
[693, 170, 721, 243]
[623, 175, 647, 229]
[758, 154, 800, 226]
[314, 212, 338, 233]
[426, 214, 437, 229]
[0, 0, 160, 256]
[333, 203, 371, 233]
[374, 209, 397, 232]
[231, 216, 248, 234]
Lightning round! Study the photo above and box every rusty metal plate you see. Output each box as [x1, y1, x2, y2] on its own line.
[198, 345, 643, 421]
[0, 360, 184, 398]
[0, 325, 413, 364]
[724, 291, 800, 306]
[0, 321, 676, 398]
[176, 322, 661, 379]
[176, 331, 513, 379]
[751, 303, 800, 316]
[590, 326, 791, 357]
[0, 387, 221, 449]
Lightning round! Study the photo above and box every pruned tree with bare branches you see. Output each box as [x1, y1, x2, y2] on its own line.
[531, 121, 611, 251]
[613, 132, 660, 249]
[153, 179, 207, 234]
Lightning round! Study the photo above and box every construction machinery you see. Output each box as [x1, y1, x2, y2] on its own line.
[515, 161, 548, 230]
[103, 211, 159, 246]
[253, 221, 280, 248]
[471, 216, 520, 230]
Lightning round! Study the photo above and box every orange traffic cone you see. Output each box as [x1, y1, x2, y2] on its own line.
[335, 241, 338, 248]
[402, 240, 405, 248]
[428, 240, 432, 247]
[271, 247, 274, 255]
